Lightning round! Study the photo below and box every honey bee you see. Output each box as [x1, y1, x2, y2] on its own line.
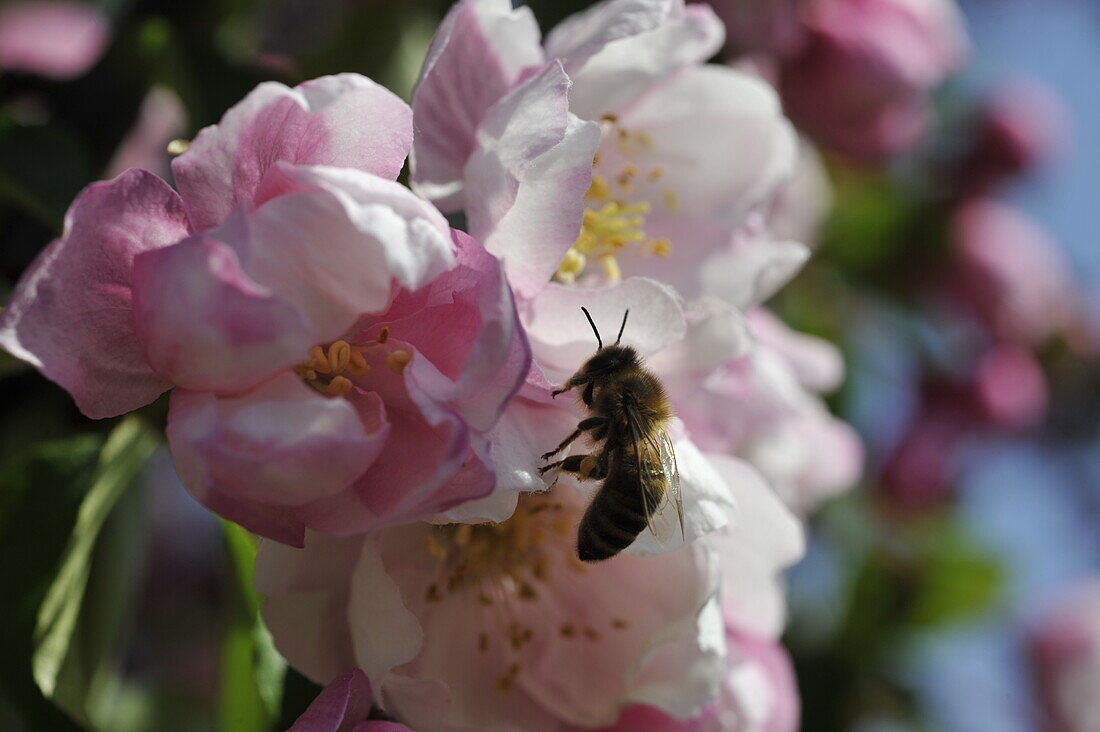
[539, 307, 683, 562]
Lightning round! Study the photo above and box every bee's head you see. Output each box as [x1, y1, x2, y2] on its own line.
[575, 307, 637, 377]
[579, 343, 638, 378]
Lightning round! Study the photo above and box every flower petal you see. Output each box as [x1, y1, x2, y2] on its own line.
[700, 238, 810, 310]
[612, 66, 797, 229]
[410, 0, 543, 211]
[0, 1, 109, 80]
[166, 374, 383, 540]
[132, 234, 315, 393]
[384, 229, 530, 433]
[173, 74, 411, 230]
[705, 454, 804, 638]
[553, 1, 726, 119]
[287, 669, 374, 732]
[255, 531, 363, 679]
[0, 169, 185, 418]
[525, 277, 685, 381]
[465, 62, 601, 299]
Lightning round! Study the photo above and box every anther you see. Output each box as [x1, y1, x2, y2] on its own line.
[326, 376, 353, 396]
[310, 346, 331, 374]
[328, 340, 351, 373]
[166, 139, 190, 155]
[611, 618, 629, 630]
[425, 584, 442, 603]
[347, 351, 370, 376]
[386, 349, 412, 375]
[647, 167, 664, 182]
[376, 327, 390, 344]
[560, 623, 576, 638]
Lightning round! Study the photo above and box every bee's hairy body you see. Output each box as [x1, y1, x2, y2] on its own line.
[541, 323, 680, 562]
[577, 367, 673, 561]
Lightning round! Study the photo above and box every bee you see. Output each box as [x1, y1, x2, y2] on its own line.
[539, 307, 683, 562]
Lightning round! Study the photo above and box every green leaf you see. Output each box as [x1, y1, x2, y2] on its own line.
[31, 417, 159, 725]
[218, 521, 286, 732]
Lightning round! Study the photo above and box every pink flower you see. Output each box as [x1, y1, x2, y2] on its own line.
[0, 75, 529, 546]
[654, 303, 863, 516]
[707, 0, 804, 58]
[287, 669, 412, 732]
[961, 78, 1070, 193]
[411, 0, 804, 306]
[972, 344, 1048, 430]
[1029, 579, 1100, 732]
[256, 452, 803, 731]
[778, 0, 969, 161]
[950, 198, 1077, 346]
[0, 1, 109, 80]
[596, 629, 799, 732]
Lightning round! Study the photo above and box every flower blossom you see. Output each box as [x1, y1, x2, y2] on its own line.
[0, 1, 110, 80]
[411, 0, 805, 309]
[288, 669, 412, 732]
[1029, 579, 1100, 732]
[0, 74, 529, 546]
[738, 0, 970, 161]
[653, 304, 862, 516]
[256, 453, 803, 731]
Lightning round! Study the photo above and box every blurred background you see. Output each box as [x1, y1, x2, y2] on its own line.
[0, 0, 1096, 730]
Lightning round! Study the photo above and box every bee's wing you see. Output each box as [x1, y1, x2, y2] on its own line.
[657, 428, 684, 543]
[625, 408, 684, 548]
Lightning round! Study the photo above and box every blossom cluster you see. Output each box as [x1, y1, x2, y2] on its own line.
[0, 0, 872, 728]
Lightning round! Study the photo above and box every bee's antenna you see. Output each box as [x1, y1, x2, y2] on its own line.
[581, 306, 602, 349]
[615, 309, 629, 345]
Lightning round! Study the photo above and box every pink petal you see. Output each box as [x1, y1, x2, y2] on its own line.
[167, 373, 383, 541]
[288, 669, 373, 732]
[464, 62, 601, 299]
[613, 66, 797, 230]
[295, 344, 489, 534]
[173, 74, 411, 231]
[748, 308, 844, 393]
[256, 532, 363, 678]
[410, 0, 543, 211]
[547, 0, 724, 119]
[706, 454, 804, 639]
[132, 234, 315, 393]
[251, 164, 455, 308]
[525, 277, 686, 381]
[0, 1, 109, 79]
[0, 169, 186, 418]
[388, 229, 530, 432]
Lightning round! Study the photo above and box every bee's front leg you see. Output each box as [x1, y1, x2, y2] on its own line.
[540, 416, 608, 461]
[551, 375, 587, 399]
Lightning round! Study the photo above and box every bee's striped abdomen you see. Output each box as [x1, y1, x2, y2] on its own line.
[576, 456, 666, 562]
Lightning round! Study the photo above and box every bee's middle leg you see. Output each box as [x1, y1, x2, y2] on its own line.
[538, 453, 608, 480]
[540, 417, 608, 461]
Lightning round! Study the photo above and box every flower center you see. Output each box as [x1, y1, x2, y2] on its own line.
[421, 492, 632, 696]
[293, 326, 411, 396]
[555, 115, 678, 284]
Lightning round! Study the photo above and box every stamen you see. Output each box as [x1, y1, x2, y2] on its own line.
[386, 350, 412, 374]
[328, 340, 351, 373]
[347, 351, 370, 376]
[310, 346, 331, 374]
[326, 375, 353, 396]
[166, 139, 190, 155]
[376, 327, 390, 344]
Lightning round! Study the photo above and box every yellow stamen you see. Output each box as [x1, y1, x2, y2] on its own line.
[326, 375, 353, 396]
[347, 351, 370, 376]
[376, 326, 390, 344]
[166, 138, 190, 155]
[328, 340, 351, 373]
[386, 349, 411, 375]
[663, 188, 680, 213]
[310, 346, 330, 374]
[599, 253, 621, 282]
[651, 238, 672, 257]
